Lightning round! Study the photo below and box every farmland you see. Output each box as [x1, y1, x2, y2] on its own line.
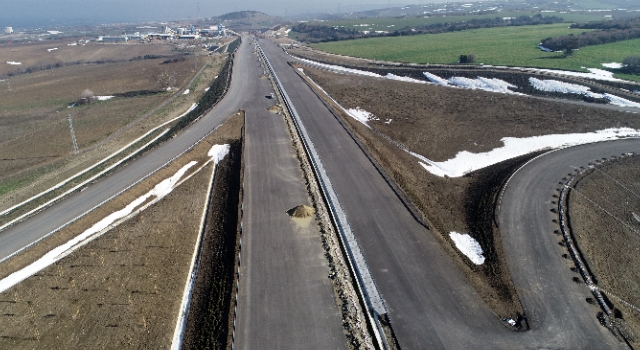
[307, 11, 607, 33]
[309, 24, 640, 82]
[0, 39, 229, 215]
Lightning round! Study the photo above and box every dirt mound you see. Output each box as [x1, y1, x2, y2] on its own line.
[287, 205, 315, 218]
[267, 105, 281, 113]
[260, 75, 268, 79]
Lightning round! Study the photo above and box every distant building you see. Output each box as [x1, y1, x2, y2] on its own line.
[4, 27, 13, 34]
[177, 34, 200, 40]
[101, 36, 129, 43]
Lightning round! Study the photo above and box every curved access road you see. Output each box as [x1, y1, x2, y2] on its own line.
[260, 38, 632, 349]
[499, 138, 640, 348]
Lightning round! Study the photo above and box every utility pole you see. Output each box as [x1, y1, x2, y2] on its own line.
[68, 114, 79, 155]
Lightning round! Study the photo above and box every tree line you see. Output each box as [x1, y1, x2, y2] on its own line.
[292, 14, 565, 43]
[540, 16, 640, 54]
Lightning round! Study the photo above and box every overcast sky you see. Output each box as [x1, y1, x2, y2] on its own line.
[1, 0, 466, 28]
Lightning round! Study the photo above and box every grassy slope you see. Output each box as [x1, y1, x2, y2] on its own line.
[310, 24, 640, 81]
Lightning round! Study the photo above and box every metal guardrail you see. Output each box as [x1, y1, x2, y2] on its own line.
[257, 42, 390, 350]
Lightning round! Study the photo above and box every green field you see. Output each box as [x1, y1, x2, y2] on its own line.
[312, 12, 609, 33]
[310, 24, 640, 82]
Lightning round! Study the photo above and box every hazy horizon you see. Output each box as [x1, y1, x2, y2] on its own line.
[1, 0, 474, 29]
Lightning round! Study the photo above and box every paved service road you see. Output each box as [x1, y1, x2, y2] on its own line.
[0, 37, 347, 348]
[500, 139, 640, 348]
[234, 40, 346, 349]
[260, 38, 629, 349]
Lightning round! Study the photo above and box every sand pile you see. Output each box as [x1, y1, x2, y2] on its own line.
[287, 205, 315, 218]
[268, 105, 281, 113]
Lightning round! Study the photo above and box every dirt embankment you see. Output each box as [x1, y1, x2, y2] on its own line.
[0, 112, 245, 349]
[568, 155, 640, 347]
[292, 64, 640, 321]
[181, 133, 244, 349]
[0, 159, 212, 349]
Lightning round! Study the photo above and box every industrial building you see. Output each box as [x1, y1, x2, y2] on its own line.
[4, 27, 13, 34]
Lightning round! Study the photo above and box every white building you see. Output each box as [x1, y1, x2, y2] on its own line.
[4, 27, 13, 34]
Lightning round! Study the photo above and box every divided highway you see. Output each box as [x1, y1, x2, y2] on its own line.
[1, 34, 637, 349]
[259, 38, 630, 348]
[0, 38, 348, 348]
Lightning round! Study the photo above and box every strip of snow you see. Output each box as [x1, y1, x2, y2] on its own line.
[386, 73, 426, 84]
[6, 61, 21, 65]
[524, 67, 625, 82]
[423, 72, 449, 86]
[449, 232, 485, 265]
[419, 128, 640, 178]
[529, 77, 597, 96]
[208, 144, 230, 163]
[204, 87, 210, 92]
[47, 48, 59, 52]
[0, 161, 197, 294]
[182, 89, 190, 95]
[294, 56, 382, 78]
[346, 107, 377, 127]
[171, 145, 228, 350]
[449, 76, 519, 94]
[529, 78, 640, 107]
[602, 62, 623, 69]
[604, 93, 640, 108]
[424, 72, 521, 94]
[95, 95, 114, 101]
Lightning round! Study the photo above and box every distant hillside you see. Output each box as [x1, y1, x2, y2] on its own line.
[205, 11, 282, 30]
[218, 11, 265, 21]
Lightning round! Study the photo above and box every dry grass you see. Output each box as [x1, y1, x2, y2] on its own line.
[568, 156, 640, 347]
[0, 112, 244, 349]
[0, 40, 180, 75]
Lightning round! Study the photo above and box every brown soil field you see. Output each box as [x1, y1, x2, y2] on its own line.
[0, 157, 211, 349]
[0, 112, 244, 349]
[568, 155, 640, 347]
[0, 40, 181, 75]
[295, 64, 640, 320]
[0, 51, 227, 216]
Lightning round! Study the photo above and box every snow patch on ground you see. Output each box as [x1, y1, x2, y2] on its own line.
[0, 161, 198, 294]
[385, 73, 426, 84]
[6, 61, 21, 65]
[419, 128, 640, 178]
[423, 72, 520, 94]
[47, 48, 59, 52]
[204, 87, 210, 92]
[95, 96, 115, 101]
[346, 107, 378, 127]
[208, 144, 230, 163]
[524, 67, 625, 82]
[182, 89, 190, 95]
[423, 72, 449, 86]
[449, 232, 485, 265]
[529, 77, 640, 107]
[295, 57, 382, 78]
[602, 62, 623, 69]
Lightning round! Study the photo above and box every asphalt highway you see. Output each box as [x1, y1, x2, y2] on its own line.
[0, 38, 347, 348]
[260, 38, 631, 349]
[234, 40, 346, 349]
[2, 34, 638, 349]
